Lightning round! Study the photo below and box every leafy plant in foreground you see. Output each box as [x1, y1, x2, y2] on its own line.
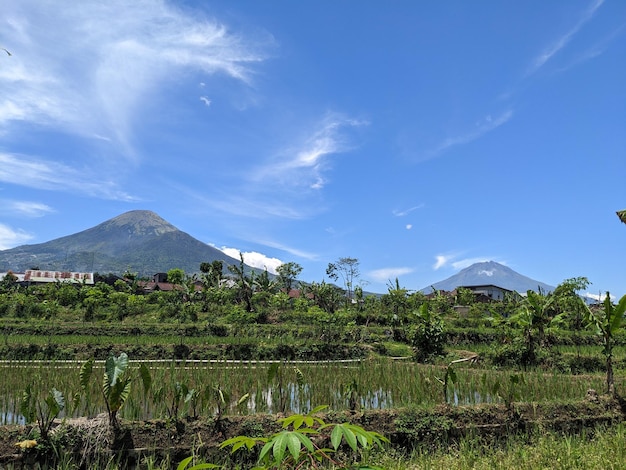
[81, 353, 132, 427]
[584, 293, 626, 395]
[176, 455, 220, 470]
[219, 405, 388, 469]
[20, 385, 65, 441]
[410, 303, 446, 362]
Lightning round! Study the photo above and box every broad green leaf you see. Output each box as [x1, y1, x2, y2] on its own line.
[258, 440, 274, 463]
[285, 432, 301, 461]
[448, 366, 457, 384]
[237, 393, 250, 407]
[309, 404, 328, 414]
[272, 432, 289, 463]
[51, 388, 65, 410]
[295, 367, 304, 386]
[80, 358, 94, 391]
[330, 423, 358, 451]
[220, 435, 263, 452]
[105, 353, 129, 388]
[139, 363, 152, 395]
[176, 456, 193, 470]
[267, 363, 279, 383]
[610, 294, 626, 332]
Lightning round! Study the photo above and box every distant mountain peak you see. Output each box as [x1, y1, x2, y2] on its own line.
[100, 210, 178, 237]
[0, 210, 245, 276]
[422, 261, 554, 294]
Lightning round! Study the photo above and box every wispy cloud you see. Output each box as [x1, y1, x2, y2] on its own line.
[368, 267, 414, 283]
[255, 240, 319, 261]
[433, 253, 502, 271]
[252, 113, 367, 191]
[526, 0, 604, 76]
[188, 113, 366, 221]
[0, 224, 33, 250]
[430, 110, 513, 159]
[0, 153, 136, 201]
[0, 200, 54, 217]
[392, 204, 424, 217]
[555, 23, 625, 73]
[0, 0, 267, 155]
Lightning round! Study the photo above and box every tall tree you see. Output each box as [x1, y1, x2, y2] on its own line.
[617, 209, 626, 225]
[228, 254, 254, 312]
[166, 268, 185, 286]
[200, 260, 223, 288]
[326, 257, 360, 302]
[276, 262, 303, 292]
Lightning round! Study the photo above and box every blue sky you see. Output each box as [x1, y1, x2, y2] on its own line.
[1, 0, 624, 299]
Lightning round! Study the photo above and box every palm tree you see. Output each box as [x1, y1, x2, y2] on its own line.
[617, 210, 626, 224]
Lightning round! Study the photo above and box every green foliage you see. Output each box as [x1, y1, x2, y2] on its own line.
[167, 268, 186, 286]
[482, 373, 525, 409]
[103, 352, 132, 426]
[176, 455, 220, 470]
[410, 303, 446, 362]
[585, 293, 626, 395]
[276, 262, 303, 292]
[435, 364, 457, 404]
[220, 405, 388, 469]
[80, 353, 132, 427]
[21, 385, 65, 441]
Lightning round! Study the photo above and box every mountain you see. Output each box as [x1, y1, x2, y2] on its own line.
[0, 210, 245, 276]
[420, 261, 555, 294]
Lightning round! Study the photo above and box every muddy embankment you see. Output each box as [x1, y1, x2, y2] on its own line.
[1, 393, 625, 468]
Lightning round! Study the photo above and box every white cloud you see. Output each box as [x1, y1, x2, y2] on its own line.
[255, 239, 318, 261]
[526, 0, 604, 76]
[392, 204, 424, 217]
[0, 0, 266, 154]
[0, 224, 33, 250]
[433, 253, 503, 271]
[406, 224, 412, 230]
[252, 113, 367, 191]
[200, 96, 212, 107]
[0, 153, 136, 201]
[219, 246, 283, 274]
[433, 254, 454, 270]
[0, 200, 54, 217]
[430, 110, 513, 158]
[368, 267, 414, 283]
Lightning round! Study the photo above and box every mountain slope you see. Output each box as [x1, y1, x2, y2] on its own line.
[0, 210, 243, 276]
[421, 261, 554, 294]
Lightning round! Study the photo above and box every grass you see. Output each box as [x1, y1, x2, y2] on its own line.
[371, 423, 626, 469]
[5, 423, 626, 469]
[1, 358, 623, 423]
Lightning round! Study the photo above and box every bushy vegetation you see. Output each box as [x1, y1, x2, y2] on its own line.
[2, 260, 626, 468]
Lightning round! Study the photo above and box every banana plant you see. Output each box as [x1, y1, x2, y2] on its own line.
[585, 293, 626, 395]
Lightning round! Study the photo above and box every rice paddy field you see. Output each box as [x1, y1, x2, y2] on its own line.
[1, 357, 623, 425]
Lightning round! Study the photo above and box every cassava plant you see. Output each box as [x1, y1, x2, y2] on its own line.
[220, 405, 388, 469]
